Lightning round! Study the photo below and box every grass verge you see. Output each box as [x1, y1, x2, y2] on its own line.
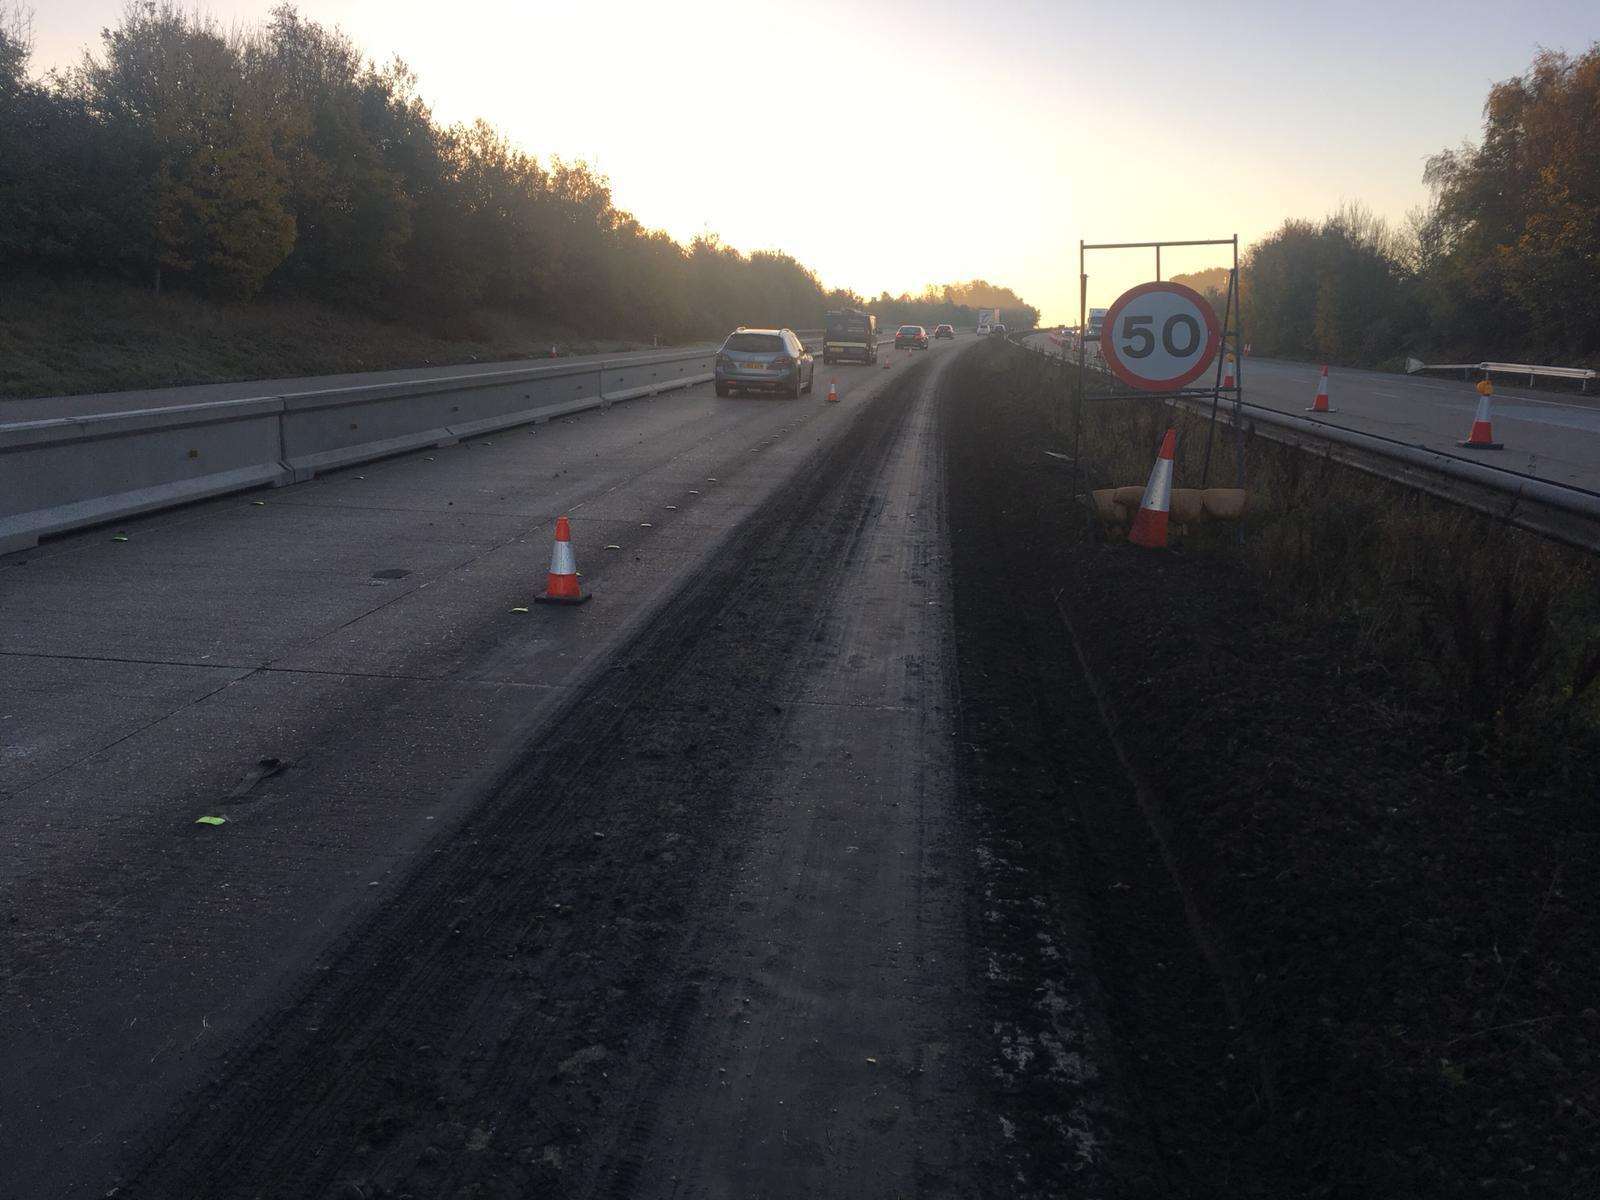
[947, 338, 1600, 1196]
[0, 270, 658, 400]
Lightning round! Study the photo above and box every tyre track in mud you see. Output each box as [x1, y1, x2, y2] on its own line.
[940, 343, 1242, 1197]
[117, 357, 942, 1200]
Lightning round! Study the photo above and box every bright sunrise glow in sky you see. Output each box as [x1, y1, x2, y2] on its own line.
[29, 0, 1600, 323]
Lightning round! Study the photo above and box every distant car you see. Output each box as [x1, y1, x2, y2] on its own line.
[933, 324, 955, 339]
[714, 328, 815, 399]
[895, 324, 930, 350]
[991, 323, 1008, 338]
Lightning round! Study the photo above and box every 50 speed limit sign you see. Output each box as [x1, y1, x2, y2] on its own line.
[1100, 281, 1221, 391]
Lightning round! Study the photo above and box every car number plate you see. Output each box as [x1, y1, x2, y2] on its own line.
[739, 362, 764, 371]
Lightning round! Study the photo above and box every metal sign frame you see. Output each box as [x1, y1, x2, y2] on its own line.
[1073, 235, 1246, 493]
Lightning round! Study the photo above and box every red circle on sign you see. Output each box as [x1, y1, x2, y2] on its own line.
[1100, 281, 1222, 391]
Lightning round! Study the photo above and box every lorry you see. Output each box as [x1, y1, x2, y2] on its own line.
[823, 309, 877, 365]
[975, 308, 998, 337]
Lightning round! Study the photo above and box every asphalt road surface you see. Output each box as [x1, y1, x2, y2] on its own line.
[0, 338, 989, 1198]
[1025, 332, 1600, 492]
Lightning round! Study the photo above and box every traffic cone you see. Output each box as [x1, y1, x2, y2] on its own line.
[1306, 365, 1335, 413]
[1128, 429, 1177, 549]
[882, 350, 891, 369]
[826, 379, 839, 403]
[1459, 381, 1503, 449]
[534, 515, 590, 605]
[1222, 354, 1236, 389]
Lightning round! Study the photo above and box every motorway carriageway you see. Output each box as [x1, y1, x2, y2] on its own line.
[1025, 332, 1600, 494]
[0, 337, 995, 1198]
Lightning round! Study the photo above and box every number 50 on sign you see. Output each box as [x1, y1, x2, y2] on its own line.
[1100, 281, 1221, 391]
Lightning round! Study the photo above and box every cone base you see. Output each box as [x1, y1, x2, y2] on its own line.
[1458, 440, 1503, 450]
[1305, 406, 1338, 413]
[1128, 511, 1170, 550]
[534, 591, 591, 605]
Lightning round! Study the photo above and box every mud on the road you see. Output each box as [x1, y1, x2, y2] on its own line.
[940, 341, 1599, 1198]
[116, 355, 989, 1200]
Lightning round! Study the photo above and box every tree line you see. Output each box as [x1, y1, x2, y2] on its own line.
[0, 3, 1034, 342]
[824, 280, 1039, 334]
[1187, 45, 1598, 367]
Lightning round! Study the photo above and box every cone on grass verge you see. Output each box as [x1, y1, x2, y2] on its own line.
[534, 515, 591, 605]
[1460, 380, 1503, 449]
[1306, 365, 1335, 413]
[1128, 429, 1177, 549]
[826, 380, 839, 403]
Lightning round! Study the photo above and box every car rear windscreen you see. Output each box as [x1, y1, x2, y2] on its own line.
[899, 326, 919, 334]
[826, 314, 868, 337]
[725, 334, 785, 352]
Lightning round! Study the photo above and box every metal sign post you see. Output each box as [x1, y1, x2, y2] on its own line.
[1075, 236, 1245, 500]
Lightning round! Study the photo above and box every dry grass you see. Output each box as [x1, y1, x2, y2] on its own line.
[0, 270, 657, 400]
[1010, 344, 1600, 753]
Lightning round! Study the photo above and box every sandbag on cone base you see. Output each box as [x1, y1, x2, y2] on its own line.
[535, 515, 591, 605]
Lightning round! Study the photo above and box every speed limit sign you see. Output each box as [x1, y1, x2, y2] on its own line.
[1100, 281, 1221, 391]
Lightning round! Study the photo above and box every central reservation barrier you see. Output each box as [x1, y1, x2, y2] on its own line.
[0, 337, 806, 555]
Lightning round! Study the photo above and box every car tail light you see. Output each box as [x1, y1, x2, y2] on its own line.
[716, 353, 733, 366]
[771, 355, 793, 369]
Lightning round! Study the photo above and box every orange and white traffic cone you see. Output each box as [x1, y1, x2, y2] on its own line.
[1306, 365, 1335, 413]
[534, 515, 590, 605]
[826, 379, 839, 403]
[1459, 380, 1503, 450]
[1222, 354, 1236, 389]
[1128, 429, 1177, 549]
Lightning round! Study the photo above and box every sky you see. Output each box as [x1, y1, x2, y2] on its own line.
[26, 0, 1600, 324]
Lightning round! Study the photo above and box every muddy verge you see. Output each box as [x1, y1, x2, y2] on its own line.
[940, 341, 1598, 1198]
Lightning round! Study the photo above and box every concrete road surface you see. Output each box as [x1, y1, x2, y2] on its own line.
[1025, 332, 1600, 493]
[0, 337, 983, 1198]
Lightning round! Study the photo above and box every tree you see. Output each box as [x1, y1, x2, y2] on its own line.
[1425, 45, 1600, 356]
[78, 3, 294, 298]
[2, 2, 1040, 340]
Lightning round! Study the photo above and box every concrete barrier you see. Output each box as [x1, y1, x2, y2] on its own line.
[278, 361, 610, 481]
[0, 397, 287, 554]
[601, 351, 717, 404]
[0, 340, 833, 557]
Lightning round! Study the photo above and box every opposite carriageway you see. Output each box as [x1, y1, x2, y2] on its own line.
[1018, 330, 1600, 552]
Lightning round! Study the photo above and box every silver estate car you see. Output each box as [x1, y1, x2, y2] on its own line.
[714, 328, 815, 399]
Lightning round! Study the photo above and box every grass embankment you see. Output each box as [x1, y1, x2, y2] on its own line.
[0, 271, 659, 400]
[1059, 355, 1600, 743]
[955, 340, 1600, 1195]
